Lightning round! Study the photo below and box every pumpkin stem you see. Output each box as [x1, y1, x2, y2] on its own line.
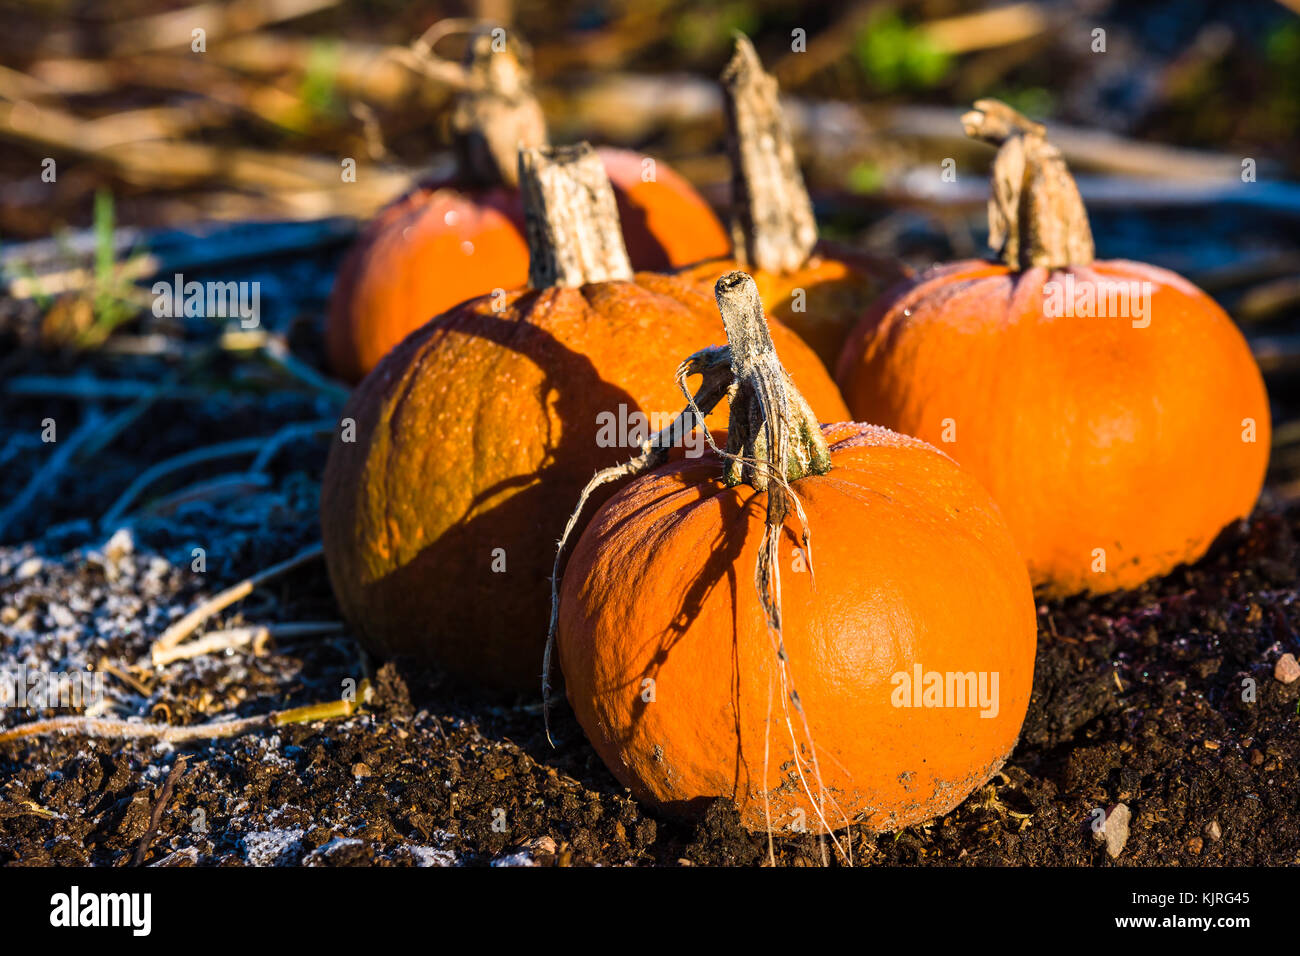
[519, 143, 635, 289]
[962, 98, 1095, 271]
[714, 270, 827, 638]
[722, 35, 818, 274]
[452, 27, 549, 189]
[714, 271, 831, 490]
[713, 272, 845, 857]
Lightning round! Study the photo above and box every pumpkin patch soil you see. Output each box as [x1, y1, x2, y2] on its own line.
[1, 343, 1297, 866]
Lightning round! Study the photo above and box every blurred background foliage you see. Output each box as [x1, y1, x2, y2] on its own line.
[0, 0, 1297, 237]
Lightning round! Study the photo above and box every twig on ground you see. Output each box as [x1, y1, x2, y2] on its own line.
[0, 98, 411, 212]
[386, 17, 486, 90]
[149, 543, 326, 660]
[5, 375, 209, 402]
[250, 420, 337, 473]
[98, 660, 152, 698]
[74, 0, 343, 57]
[149, 629, 269, 665]
[258, 335, 351, 404]
[100, 438, 268, 530]
[220, 330, 350, 403]
[151, 621, 343, 667]
[138, 473, 272, 518]
[0, 685, 367, 746]
[76, 373, 182, 463]
[1238, 275, 1300, 322]
[132, 755, 188, 866]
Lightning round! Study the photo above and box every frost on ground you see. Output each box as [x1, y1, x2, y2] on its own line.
[241, 828, 305, 867]
[2, 384, 1299, 866]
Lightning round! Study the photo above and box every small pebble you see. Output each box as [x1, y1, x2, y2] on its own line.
[1274, 653, 1300, 684]
[1093, 803, 1131, 859]
[1205, 820, 1222, 842]
[15, 557, 43, 580]
[47, 603, 76, 629]
[104, 527, 134, 560]
[522, 835, 557, 865]
[490, 850, 537, 868]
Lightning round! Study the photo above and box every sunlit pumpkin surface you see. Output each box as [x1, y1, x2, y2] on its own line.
[837, 259, 1271, 597]
[559, 421, 1037, 833]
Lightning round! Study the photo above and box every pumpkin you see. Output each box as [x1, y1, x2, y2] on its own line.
[321, 145, 847, 691]
[555, 272, 1037, 836]
[325, 29, 729, 382]
[598, 146, 731, 272]
[677, 36, 906, 370]
[325, 185, 530, 384]
[837, 100, 1270, 597]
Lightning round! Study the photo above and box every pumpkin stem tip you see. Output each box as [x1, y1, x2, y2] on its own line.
[965, 98, 1094, 272]
[519, 142, 634, 289]
[722, 34, 817, 275]
[712, 271, 831, 490]
[452, 26, 548, 189]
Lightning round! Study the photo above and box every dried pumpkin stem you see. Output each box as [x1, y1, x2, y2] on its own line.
[962, 98, 1094, 271]
[541, 272, 843, 855]
[452, 27, 548, 189]
[714, 271, 831, 493]
[714, 272, 846, 855]
[722, 35, 818, 275]
[519, 143, 634, 289]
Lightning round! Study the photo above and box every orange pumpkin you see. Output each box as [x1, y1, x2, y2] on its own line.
[837, 100, 1270, 596]
[683, 246, 905, 371]
[677, 36, 906, 370]
[325, 31, 729, 383]
[321, 146, 846, 691]
[557, 272, 1036, 834]
[599, 146, 731, 272]
[325, 185, 530, 384]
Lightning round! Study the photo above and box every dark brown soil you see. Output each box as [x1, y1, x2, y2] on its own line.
[2, 339, 1298, 865]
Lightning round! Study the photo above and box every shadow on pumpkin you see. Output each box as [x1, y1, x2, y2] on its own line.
[582, 476, 794, 812]
[344, 302, 651, 693]
[609, 191, 671, 273]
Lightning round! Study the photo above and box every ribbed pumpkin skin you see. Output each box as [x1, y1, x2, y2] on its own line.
[679, 243, 907, 370]
[320, 273, 848, 691]
[597, 148, 731, 272]
[326, 155, 730, 383]
[837, 260, 1271, 597]
[558, 422, 1037, 833]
